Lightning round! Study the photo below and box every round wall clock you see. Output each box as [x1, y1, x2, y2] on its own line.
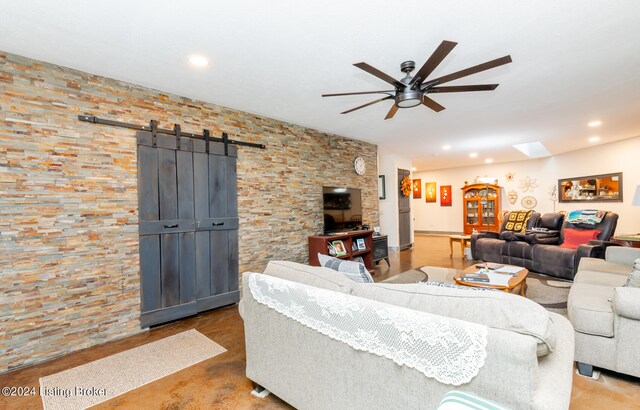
[354, 157, 366, 175]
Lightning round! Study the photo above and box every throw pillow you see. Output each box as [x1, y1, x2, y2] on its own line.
[262, 261, 356, 294]
[623, 258, 640, 288]
[317, 253, 374, 283]
[559, 228, 601, 249]
[503, 210, 533, 233]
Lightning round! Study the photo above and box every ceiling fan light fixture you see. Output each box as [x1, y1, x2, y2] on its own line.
[395, 90, 423, 108]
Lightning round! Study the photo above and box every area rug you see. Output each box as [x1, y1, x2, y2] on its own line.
[39, 329, 226, 410]
[384, 267, 571, 317]
[524, 272, 572, 316]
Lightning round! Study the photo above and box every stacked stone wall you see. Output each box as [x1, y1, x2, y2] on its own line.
[0, 52, 378, 372]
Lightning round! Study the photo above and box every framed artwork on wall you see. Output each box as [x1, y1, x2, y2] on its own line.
[425, 182, 437, 203]
[558, 172, 622, 203]
[440, 185, 452, 206]
[413, 178, 422, 199]
[378, 175, 386, 200]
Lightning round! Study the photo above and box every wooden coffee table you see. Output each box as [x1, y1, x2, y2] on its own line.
[454, 264, 529, 296]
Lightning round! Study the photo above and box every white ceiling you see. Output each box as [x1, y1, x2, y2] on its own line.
[2, 0, 640, 170]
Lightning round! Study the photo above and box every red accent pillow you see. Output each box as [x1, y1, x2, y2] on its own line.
[560, 228, 601, 249]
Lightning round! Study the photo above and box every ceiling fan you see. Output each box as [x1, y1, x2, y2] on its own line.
[322, 40, 512, 120]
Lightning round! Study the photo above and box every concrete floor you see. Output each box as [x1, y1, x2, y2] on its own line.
[1, 234, 638, 409]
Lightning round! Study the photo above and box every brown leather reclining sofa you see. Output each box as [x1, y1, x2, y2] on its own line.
[471, 211, 619, 280]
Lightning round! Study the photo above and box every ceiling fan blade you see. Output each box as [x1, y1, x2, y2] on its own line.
[340, 96, 393, 114]
[322, 90, 395, 97]
[429, 84, 499, 93]
[422, 96, 445, 112]
[410, 40, 458, 87]
[384, 104, 399, 120]
[353, 62, 404, 88]
[430, 55, 512, 85]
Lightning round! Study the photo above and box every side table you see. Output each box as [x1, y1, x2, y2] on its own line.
[449, 235, 471, 258]
[612, 234, 640, 248]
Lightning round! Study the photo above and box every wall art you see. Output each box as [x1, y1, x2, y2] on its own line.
[412, 178, 422, 199]
[378, 175, 386, 199]
[548, 185, 558, 211]
[505, 172, 515, 182]
[519, 176, 538, 193]
[425, 182, 437, 203]
[440, 185, 452, 206]
[558, 172, 622, 203]
[521, 196, 537, 209]
[507, 190, 518, 205]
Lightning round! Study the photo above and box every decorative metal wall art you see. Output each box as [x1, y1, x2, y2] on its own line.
[548, 185, 558, 211]
[505, 172, 515, 182]
[521, 196, 537, 209]
[519, 176, 538, 193]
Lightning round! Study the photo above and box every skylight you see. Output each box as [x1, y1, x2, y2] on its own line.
[512, 142, 552, 158]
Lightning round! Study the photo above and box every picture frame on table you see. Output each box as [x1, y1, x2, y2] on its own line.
[331, 240, 347, 256]
[356, 238, 366, 250]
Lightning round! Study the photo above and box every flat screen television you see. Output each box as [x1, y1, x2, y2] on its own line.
[323, 187, 362, 234]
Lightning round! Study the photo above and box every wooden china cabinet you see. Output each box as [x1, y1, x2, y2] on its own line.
[461, 184, 502, 235]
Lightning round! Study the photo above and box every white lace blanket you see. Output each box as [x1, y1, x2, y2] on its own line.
[248, 273, 488, 386]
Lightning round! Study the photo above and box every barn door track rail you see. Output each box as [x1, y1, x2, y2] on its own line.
[78, 115, 266, 154]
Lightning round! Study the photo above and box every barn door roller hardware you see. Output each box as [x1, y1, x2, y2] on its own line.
[78, 115, 266, 153]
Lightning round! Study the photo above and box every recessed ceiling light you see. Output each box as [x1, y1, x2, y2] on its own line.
[485, 158, 493, 163]
[442, 145, 451, 150]
[469, 153, 478, 158]
[189, 55, 209, 67]
[588, 120, 602, 127]
[588, 136, 601, 143]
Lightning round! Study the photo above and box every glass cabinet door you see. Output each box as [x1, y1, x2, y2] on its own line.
[481, 200, 496, 226]
[466, 200, 479, 225]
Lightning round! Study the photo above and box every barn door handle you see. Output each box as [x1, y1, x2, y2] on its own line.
[164, 224, 179, 229]
[212, 222, 224, 226]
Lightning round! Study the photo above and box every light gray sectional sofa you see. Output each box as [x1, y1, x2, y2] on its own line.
[568, 246, 640, 378]
[240, 261, 575, 409]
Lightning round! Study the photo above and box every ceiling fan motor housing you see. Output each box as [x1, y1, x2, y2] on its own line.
[400, 60, 416, 73]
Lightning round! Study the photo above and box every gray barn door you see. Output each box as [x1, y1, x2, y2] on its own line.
[137, 131, 239, 327]
[398, 168, 412, 250]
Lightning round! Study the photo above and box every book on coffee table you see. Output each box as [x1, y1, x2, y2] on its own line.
[474, 263, 504, 270]
[460, 273, 490, 283]
[494, 265, 522, 275]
